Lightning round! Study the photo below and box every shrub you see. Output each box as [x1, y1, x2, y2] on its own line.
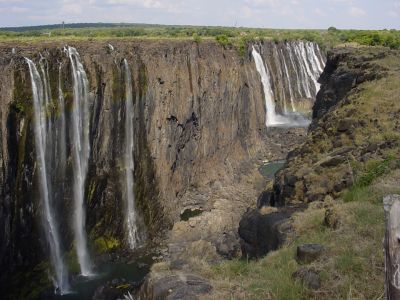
[215, 34, 231, 47]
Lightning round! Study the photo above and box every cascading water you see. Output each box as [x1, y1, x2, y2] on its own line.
[293, 42, 312, 98]
[307, 42, 324, 74]
[298, 41, 320, 93]
[26, 58, 70, 294]
[272, 44, 287, 113]
[252, 41, 325, 127]
[280, 49, 296, 112]
[56, 63, 67, 173]
[286, 43, 303, 98]
[67, 46, 93, 276]
[123, 59, 143, 249]
[252, 46, 281, 126]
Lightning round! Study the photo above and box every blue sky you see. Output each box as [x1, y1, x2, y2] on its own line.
[0, 0, 399, 29]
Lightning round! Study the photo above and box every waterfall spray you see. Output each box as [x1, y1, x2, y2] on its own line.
[26, 58, 70, 294]
[67, 46, 93, 276]
[123, 59, 142, 249]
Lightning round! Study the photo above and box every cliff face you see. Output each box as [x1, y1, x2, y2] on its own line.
[271, 46, 400, 206]
[0, 39, 323, 293]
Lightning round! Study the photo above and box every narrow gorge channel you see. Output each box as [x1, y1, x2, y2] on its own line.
[0, 39, 325, 299]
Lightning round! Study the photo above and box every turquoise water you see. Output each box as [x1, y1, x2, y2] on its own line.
[47, 255, 153, 300]
[259, 160, 286, 179]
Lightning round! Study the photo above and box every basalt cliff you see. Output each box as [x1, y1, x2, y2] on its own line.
[0, 39, 326, 299]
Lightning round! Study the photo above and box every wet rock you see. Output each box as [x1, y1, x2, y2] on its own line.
[296, 244, 325, 264]
[257, 190, 275, 208]
[92, 279, 135, 300]
[284, 174, 297, 187]
[292, 267, 321, 290]
[239, 209, 291, 259]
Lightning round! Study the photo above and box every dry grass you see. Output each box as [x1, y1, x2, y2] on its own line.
[200, 169, 400, 299]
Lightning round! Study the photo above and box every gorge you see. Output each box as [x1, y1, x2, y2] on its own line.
[0, 38, 350, 299]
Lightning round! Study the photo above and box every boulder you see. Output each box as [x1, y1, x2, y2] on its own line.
[296, 244, 325, 264]
[337, 118, 355, 132]
[139, 274, 212, 300]
[239, 209, 291, 259]
[213, 231, 241, 259]
[319, 155, 346, 167]
[292, 267, 321, 290]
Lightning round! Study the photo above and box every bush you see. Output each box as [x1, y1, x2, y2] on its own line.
[192, 33, 202, 44]
[215, 34, 231, 47]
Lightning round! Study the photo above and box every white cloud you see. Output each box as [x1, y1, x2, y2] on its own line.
[314, 8, 326, 17]
[61, 3, 83, 14]
[245, 0, 279, 7]
[348, 6, 366, 17]
[10, 6, 28, 13]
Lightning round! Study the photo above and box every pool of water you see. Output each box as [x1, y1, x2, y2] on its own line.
[46, 254, 153, 300]
[259, 160, 286, 179]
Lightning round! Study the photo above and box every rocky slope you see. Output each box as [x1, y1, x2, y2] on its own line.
[0, 39, 320, 297]
[270, 46, 400, 206]
[199, 45, 400, 300]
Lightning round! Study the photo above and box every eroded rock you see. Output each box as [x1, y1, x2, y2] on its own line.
[239, 209, 291, 259]
[296, 244, 325, 264]
[292, 267, 321, 290]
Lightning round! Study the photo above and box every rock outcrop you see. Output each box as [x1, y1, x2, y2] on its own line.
[271, 46, 399, 206]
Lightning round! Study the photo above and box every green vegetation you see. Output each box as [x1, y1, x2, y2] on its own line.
[195, 169, 400, 299]
[215, 34, 231, 47]
[10, 261, 52, 300]
[1, 23, 399, 50]
[94, 236, 121, 253]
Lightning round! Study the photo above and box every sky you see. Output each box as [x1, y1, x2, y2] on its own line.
[0, 0, 399, 29]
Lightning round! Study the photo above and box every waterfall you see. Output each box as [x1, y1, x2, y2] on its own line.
[293, 42, 313, 98]
[25, 58, 70, 294]
[67, 46, 93, 276]
[272, 44, 287, 113]
[298, 41, 320, 93]
[57, 63, 67, 173]
[286, 43, 303, 98]
[252, 46, 280, 126]
[280, 49, 296, 112]
[307, 42, 324, 74]
[251, 41, 327, 127]
[123, 59, 142, 249]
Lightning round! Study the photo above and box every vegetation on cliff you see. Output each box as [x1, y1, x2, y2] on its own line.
[0, 23, 399, 50]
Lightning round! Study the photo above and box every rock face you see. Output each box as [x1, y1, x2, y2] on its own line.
[296, 244, 325, 264]
[271, 46, 398, 206]
[238, 208, 291, 259]
[0, 39, 321, 295]
[138, 273, 213, 300]
[292, 267, 321, 290]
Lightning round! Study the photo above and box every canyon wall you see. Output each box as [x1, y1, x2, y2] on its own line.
[0, 39, 324, 292]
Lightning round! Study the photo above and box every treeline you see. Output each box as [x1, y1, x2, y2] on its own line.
[0, 23, 399, 50]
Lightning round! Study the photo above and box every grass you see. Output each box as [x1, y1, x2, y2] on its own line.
[192, 168, 400, 299]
